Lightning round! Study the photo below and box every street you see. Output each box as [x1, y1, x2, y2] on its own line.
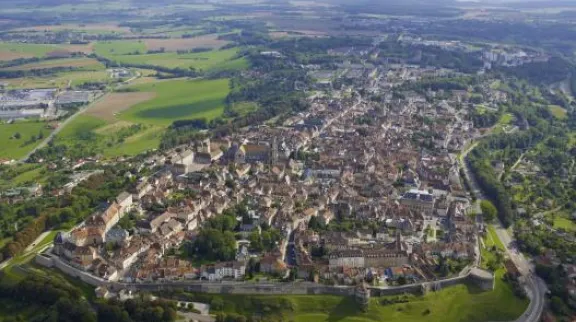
[460, 141, 547, 322]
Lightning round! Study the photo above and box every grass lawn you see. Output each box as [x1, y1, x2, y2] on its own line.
[231, 101, 258, 116]
[11, 165, 47, 185]
[0, 120, 52, 160]
[487, 225, 505, 251]
[180, 269, 527, 322]
[120, 78, 229, 125]
[548, 105, 567, 119]
[549, 212, 576, 231]
[0, 163, 47, 188]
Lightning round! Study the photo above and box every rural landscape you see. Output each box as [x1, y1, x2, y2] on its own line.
[0, 0, 575, 321]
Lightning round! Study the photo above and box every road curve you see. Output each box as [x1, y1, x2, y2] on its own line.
[460, 142, 546, 322]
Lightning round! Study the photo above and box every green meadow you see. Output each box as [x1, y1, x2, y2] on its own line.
[0, 121, 52, 160]
[95, 42, 247, 71]
[52, 78, 229, 158]
[54, 114, 163, 158]
[0, 42, 65, 60]
[1, 57, 105, 71]
[119, 78, 230, 125]
[0, 70, 111, 89]
[93, 41, 147, 56]
[178, 269, 527, 322]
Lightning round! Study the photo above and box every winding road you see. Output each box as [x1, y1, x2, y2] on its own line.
[460, 140, 547, 322]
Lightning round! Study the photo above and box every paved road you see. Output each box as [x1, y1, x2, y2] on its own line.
[19, 71, 142, 163]
[19, 92, 107, 163]
[460, 142, 546, 322]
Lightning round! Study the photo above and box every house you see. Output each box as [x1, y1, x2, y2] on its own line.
[201, 261, 246, 281]
[318, 210, 334, 225]
[106, 228, 130, 246]
[399, 189, 435, 214]
[116, 192, 133, 214]
[235, 144, 271, 164]
[149, 211, 177, 233]
[329, 250, 365, 268]
[260, 254, 286, 275]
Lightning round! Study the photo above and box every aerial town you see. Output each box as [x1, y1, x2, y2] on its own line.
[33, 41, 515, 290]
[2, 0, 576, 320]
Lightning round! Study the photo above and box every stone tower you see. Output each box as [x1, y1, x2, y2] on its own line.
[270, 136, 278, 165]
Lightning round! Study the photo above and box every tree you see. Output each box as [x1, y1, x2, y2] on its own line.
[397, 276, 407, 285]
[480, 200, 498, 222]
[13, 132, 21, 140]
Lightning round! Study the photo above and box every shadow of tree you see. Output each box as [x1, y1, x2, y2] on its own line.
[327, 296, 364, 322]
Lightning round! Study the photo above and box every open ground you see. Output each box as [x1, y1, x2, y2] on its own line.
[0, 42, 94, 61]
[12, 23, 131, 33]
[85, 92, 157, 122]
[176, 269, 527, 322]
[1, 57, 103, 71]
[95, 42, 246, 71]
[119, 78, 230, 125]
[0, 121, 52, 160]
[143, 34, 230, 51]
[0, 70, 110, 89]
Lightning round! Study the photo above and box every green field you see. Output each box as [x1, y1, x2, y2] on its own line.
[96, 43, 247, 71]
[53, 78, 229, 157]
[0, 42, 66, 60]
[120, 78, 229, 125]
[487, 225, 505, 250]
[94, 40, 147, 56]
[179, 269, 527, 322]
[548, 105, 567, 119]
[55, 114, 163, 158]
[1, 57, 104, 71]
[0, 163, 48, 189]
[0, 121, 52, 160]
[1, 69, 111, 89]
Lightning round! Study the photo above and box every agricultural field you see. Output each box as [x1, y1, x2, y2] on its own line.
[54, 113, 162, 159]
[0, 70, 111, 89]
[51, 78, 229, 157]
[53, 91, 166, 158]
[95, 41, 246, 71]
[0, 120, 52, 160]
[143, 34, 230, 51]
[12, 23, 131, 34]
[119, 78, 230, 125]
[93, 41, 147, 56]
[1, 57, 104, 71]
[0, 42, 92, 61]
[85, 92, 157, 122]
